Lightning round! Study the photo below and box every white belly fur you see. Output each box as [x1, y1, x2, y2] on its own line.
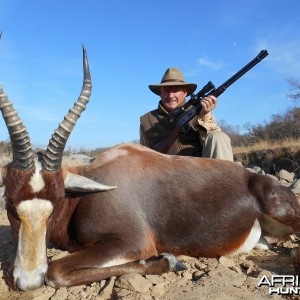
[229, 219, 261, 256]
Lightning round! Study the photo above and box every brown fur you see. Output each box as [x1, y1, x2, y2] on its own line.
[5, 143, 300, 289]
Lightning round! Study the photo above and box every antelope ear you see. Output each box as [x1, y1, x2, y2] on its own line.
[64, 172, 117, 192]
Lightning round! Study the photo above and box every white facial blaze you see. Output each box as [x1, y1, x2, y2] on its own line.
[29, 159, 45, 193]
[14, 199, 53, 291]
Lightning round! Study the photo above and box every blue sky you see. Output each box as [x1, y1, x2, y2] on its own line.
[0, 0, 299, 150]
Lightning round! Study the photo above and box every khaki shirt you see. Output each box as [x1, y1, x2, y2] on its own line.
[140, 100, 221, 156]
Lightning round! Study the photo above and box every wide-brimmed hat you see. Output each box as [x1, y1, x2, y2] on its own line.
[149, 67, 197, 96]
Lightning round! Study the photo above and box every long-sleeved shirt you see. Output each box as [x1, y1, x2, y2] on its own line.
[140, 100, 221, 156]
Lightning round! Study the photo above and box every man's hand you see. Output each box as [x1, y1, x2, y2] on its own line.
[199, 95, 217, 116]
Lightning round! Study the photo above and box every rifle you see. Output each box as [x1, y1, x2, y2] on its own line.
[154, 49, 269, 154]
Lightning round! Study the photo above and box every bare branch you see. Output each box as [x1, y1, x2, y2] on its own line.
[286, 78, 300, 104]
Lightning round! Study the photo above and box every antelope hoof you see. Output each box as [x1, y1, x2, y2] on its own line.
[161, 253, 187, 272]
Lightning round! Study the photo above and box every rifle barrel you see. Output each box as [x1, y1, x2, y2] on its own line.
[153, 50, 269, 154]
[212, 50, 268, 97]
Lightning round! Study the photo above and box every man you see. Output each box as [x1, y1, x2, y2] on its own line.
[140, 67, 233, 160]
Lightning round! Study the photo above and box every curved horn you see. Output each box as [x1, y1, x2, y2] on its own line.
[0, 86, 34, 170]
[42, 46, 92, 172]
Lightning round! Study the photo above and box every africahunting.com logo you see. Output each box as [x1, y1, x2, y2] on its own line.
[258, 275, 300, 295]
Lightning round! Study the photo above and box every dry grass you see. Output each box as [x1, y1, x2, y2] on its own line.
[233, 138, 300, 155]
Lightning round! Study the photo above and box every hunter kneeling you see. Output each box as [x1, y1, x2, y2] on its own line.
[140, 67, 233, 160]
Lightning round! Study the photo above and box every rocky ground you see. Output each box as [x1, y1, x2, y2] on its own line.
[0, 153, 300, 299]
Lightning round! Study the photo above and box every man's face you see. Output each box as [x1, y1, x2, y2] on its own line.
[160, 86, 187, 113]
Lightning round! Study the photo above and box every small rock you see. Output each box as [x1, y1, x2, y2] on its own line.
[68, 285, 86, 295]
[277, 169, 294, 183]
[181, 270, 193, 280]
[194, 261, 208, 271]
[50, 287, 69, 300]
[145, 274, 165, 285]
[115, 273, 152, 293]
[31, 286, 56, 300]
[291, 179, 300, 194]
[219, 256, 235, 269]
[150, 282, 165, 296]
[99, 276, 116, 299]
[193, 270, 206, 280]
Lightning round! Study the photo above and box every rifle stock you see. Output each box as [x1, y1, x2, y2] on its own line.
[153, 50, 269, 154]
[154, 126, 182, 154]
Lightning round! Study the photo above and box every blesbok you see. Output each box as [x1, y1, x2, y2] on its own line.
[1, 47, 300, 291]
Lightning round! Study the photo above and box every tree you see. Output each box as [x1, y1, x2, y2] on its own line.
[245, 107, 300, 142]
[287, 78, 300, 104]
[218, 119, 249, 147]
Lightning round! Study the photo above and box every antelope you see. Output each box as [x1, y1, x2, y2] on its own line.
[1, 47, 300, 291]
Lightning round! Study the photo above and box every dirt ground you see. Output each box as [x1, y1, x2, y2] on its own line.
[0, 195, 300, 300]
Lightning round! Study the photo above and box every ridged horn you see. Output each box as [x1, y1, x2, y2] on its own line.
[0, 86, 34, 170]
[42, 45, 92, 171]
